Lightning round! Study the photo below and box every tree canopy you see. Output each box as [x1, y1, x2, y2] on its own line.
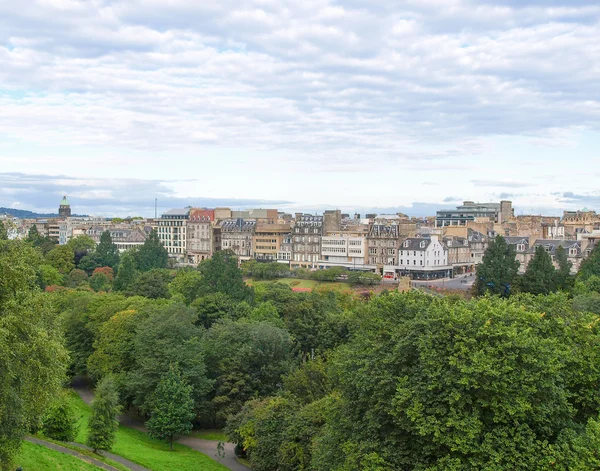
[474, 235, 520, 297]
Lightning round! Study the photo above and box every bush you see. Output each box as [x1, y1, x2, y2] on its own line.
[42, 399, 78, 442]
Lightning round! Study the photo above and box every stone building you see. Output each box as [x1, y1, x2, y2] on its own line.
[253, 223, 291, 261]
[58, 195, 71, 218]
[289, 214, 323, 268]
[393, 235, 450, 279]
[186, 209, 220, 264]
[153, 208, 189, 260]
[367, 223, 401, 271]
[220, 219, 256, 260]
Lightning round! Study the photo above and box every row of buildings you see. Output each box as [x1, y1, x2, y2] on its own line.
[3, 197, 600, 280]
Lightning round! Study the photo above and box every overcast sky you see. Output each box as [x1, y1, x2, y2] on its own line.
[1, 0, 599, 217]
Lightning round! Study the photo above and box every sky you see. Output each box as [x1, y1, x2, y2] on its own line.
[0, 0, 599, 217]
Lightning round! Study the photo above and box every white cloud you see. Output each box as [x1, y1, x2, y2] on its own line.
[0, 0, 599, 211]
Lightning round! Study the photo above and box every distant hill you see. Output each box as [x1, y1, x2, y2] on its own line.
[0, 207, 87, 218]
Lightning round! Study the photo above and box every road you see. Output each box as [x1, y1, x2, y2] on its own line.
[412, 273, 475, 291]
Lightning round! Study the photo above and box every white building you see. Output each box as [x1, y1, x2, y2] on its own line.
[386, 235, 451, 279]
[319, 235, 367, 269]
[153, 208, 189, 260]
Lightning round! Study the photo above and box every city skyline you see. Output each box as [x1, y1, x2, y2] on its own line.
[1, 1, 600, 216]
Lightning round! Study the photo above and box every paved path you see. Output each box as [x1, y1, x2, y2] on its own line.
[73, 385, 250, 471]
[69, 442, 150, 471]
[25, 437, 121, 471]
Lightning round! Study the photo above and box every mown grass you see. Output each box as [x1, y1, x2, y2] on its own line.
[66, 390, 229, 471]
[16, 441, 105, 471]
[249, 277, 352, 292]
[191, 429, 229, 442]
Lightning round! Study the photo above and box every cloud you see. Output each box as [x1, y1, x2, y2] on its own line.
[471, 180, 533, 188]
[0, 173, 291, 217]
[0, 0, 598, 161]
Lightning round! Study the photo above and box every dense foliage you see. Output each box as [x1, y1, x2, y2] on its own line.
[7, 229, 600, 471]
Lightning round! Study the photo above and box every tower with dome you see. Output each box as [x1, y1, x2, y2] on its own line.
[58, 195, 71, 218]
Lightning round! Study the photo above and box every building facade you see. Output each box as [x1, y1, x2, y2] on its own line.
[290, 214, 323, 268]
[220, 219, 256, 260]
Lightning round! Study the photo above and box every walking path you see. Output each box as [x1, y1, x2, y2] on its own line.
[69, 442, 150, 471]
[73, 385, 250, 471]
[25, 437, 121, 471]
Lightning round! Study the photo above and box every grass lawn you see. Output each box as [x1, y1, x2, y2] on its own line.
[66, 390, 229, 471]
[16, 441, 105, 471]
[191, 430, 228, 442]
[249, 277, 352, 293]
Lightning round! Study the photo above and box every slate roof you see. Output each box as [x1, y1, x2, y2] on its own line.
[529, 239, 582, 255]
[400, 237, 431, 251]
[369, 224, 400, 238]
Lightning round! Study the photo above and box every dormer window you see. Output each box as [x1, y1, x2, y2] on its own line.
[403, 240, 410, 248]
[420, 241, 426, 248]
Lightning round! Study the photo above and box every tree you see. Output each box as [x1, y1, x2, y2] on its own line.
[0, 221, 7, 240]
[128, 269, 171, 299]
[474, 235, 520, 297]
[96, 231, 120, 269]
[113, 252, 137, 292]
[41, 396, 78, 442]
[45, 245, 76, 274]
[27, 224, 41, 243]
[67, 268, 88, 288]
[204, 319, 293, 424]
[348, 271, 381, 286]
[38, 264, 65, 288]
[191, 292, 237, 328]
[520, 245, 557, 295]
[67, 235, 96, 267]
[147, 366, 196, 450]
[0, 240, 69, 470]
[578, 243, 600, 281]
[127, 304, 212, 415]
[170, 269, 204, 305]
[135, 230, 168, 272]
[90, 267, 114, 292]
[555, 245, 573, 291]
[87, 376, 121, 454]
[197, 250, 253, 302]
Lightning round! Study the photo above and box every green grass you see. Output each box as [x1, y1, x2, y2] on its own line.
[16, 441, 105, 470]
[249, 277, 352, 292]
[191, 429, 228, 441]
[66, 390, 229, 471]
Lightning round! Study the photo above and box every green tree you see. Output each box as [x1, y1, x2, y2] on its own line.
[135, 230, 168, 272]
[474, 235, 520, 297]
[578, 244, 600, 281]
[0, 221, 7, 240]
[197, 250, 253, 302]
[128, 269, 171, 299]
[87, 376, 121, 454]
[170, 269, 204, 304]
[555, 245, 573, 291]
[38, 264, 65, 288]
[347, 271, 381, 286]
[96, 231, 120, 269]
[42, 396, 78, 442]
[67, 235, 96, 267]
[67, 268, 88, 288]
[191, 292, 237, 328]
[0, 240, 69, 470]
[204, 319, 293, 424]
[520, 245, 557, 295]
[128, 304, 212, 414]
[46, 245, 76, 274]
[147, 366, 196, 450]
[27, 224, 41, 243]
[113, 252, 138, 292]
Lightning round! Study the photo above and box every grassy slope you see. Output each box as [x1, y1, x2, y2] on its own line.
[17, 441, 104, 471]
[248, 277, 352, 292]
[67, 390, 229, 471]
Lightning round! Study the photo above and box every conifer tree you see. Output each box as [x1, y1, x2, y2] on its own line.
[474, 235, 520, 297]
[135, 230, 169, 272]
[147, 366, 195, 450]
[578, 243, 600, 281]
[113, 252, 137, 292]
[87, 376, 121, 454]
[96, 231, 120, 269]
[520, 245, 557, 295]
[555, 245, 573, 291]
[0, 221, 7, 240]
